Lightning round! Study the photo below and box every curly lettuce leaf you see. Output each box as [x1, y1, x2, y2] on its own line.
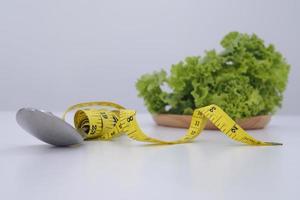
[136, 70, 168, 113]
[136, 32, 290, 119]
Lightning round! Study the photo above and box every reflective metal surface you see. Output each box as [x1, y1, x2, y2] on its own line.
[16, 108, 84, 146]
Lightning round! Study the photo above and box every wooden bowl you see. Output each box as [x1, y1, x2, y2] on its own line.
[152, 114, 271, 130]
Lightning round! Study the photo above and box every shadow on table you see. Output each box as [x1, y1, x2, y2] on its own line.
[0, 143, 82, 156]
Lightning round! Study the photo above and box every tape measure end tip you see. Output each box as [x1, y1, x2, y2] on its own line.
[266, 142, 283, 146]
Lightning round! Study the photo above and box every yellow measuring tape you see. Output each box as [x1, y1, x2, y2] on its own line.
[62, 101, 282, 146]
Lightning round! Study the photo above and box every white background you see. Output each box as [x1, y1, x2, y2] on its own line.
[1, 0, 299, 114]
[1, 2, 299, 199]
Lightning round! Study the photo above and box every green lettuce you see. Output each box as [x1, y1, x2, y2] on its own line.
[136, 32, 290, 119]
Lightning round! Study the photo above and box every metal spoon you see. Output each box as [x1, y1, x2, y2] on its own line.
[16, 108, 85, 146]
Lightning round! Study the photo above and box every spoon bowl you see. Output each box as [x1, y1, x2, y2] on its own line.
[16, 108, 84, 146]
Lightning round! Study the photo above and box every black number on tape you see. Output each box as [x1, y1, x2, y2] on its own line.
[127, 116, 134, 122]
[209, 106, 216, 112]
[231, 125, 238, 133]
[112, 115, 118, 123]
[100, 112, 108, 119]
[91, 125, 97, 134]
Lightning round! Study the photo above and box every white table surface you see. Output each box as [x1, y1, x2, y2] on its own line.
[0, 111, 299, 200]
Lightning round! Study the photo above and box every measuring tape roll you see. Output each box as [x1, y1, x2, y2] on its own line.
[63, 101, 282, 146]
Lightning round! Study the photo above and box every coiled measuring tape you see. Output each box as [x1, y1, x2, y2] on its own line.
[62, 101, 282, 146]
